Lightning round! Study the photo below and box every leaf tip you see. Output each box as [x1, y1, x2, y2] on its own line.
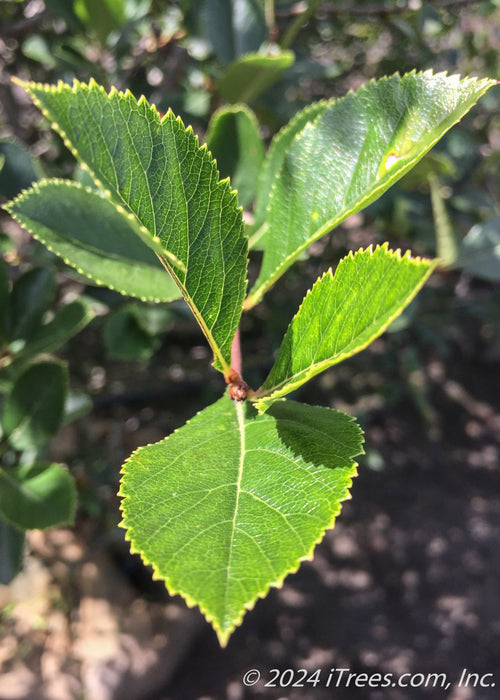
[11, 75, 28, 90]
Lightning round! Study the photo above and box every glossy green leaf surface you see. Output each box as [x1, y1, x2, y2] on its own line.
[0, 139, 40, 200]
[218, 50, 295, 104]
[1, 361, 68, 450]
[250, 100, 328, 248]
[200, 0, 267, 63]
[17, 299, 95, 360]
[14, 79, 248, 373]
[120, 393, 363, 644]
[0, 261, 8, 345]
[0, 462, 76, 530]
[254, 246, 437, 412]
[206, 104, 264, 208]
[246, 70, 496, 308]
[6, 180, 180, 303]
[104, 305, 160, 360]
[6, 267, 56, 342]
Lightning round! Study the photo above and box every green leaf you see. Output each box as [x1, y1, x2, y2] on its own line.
[219, 50, 295, 104]
[0, 260, 8, 345]
[200, 0, 267, 63]
[456, 217, 500, 281]
[254, 245, 437, 412]
[0, 516, 25, 584]
[7, 267, 56, 342]
[22, 36, 57, 70]
[120, 393, 363, 645]
[14, 80, 248, 374]
[104, 305, 160, 360]
[206, 104, 265, 208]
[0, 462, 77, 530]
[44, 0, 84, 29]
[250, 100, 328, 248]
[2, 361, 68, 450]
[6, 180, 181, 303]
[15, 299, 95, 360]
[245, 70, 496, 308]
[129, 303, 173, 336]
[74, 0, 126, 43]
[0, 139, 40, 200]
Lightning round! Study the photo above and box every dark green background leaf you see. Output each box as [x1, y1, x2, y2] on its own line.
[200, 0, 267, 63]
[0, 140, 40, 200]
[0, 516, 25, 585]
[218, 50, 295, 104]
[2, 361, 68, 450]
[16, 299, 95, 360]
[6, 267, 56, 343]
[0, 462, 77, 530]
[206, 104, 265, 208]
[104, 305, 160, 360]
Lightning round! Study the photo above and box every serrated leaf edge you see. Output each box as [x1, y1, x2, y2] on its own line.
[253, 243, 437, 412]
[4, 178, 182, 303]
[118, 394, 362, 646]
[13, 78, 248, 372]
[245, 69, 496, 308]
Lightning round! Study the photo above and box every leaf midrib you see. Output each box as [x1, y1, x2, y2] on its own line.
[222, 401, 246, 617]
[0, 466, 45, 504]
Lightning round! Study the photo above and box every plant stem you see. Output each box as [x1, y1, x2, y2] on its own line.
[231, 327, 242, 377]
[280, 0, 321, 50]
[265, 0, 275, 31]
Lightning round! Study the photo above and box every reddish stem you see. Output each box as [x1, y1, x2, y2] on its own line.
[226, 327, 252, 401]
[231, 327, 242, 377]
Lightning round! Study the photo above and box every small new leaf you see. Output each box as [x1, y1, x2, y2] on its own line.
[254, 245, 437, 412]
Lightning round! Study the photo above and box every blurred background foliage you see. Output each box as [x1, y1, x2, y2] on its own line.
[0, 0, 499, 575]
